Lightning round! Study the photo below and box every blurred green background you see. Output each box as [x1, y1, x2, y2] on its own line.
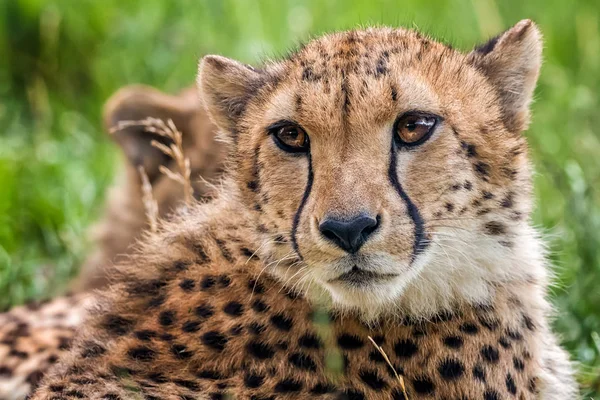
[0, 0, 599, 395]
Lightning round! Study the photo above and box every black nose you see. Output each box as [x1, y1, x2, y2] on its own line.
[319, 214, 380, 253]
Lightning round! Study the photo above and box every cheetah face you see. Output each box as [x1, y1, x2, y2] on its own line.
[199, 21, 542, 317]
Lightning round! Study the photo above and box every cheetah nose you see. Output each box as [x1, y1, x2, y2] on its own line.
[319, 213, 381, 253]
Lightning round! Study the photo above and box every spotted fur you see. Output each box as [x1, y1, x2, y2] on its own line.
[26, 21, 577, 399]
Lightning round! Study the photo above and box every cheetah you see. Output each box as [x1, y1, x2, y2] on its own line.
[27, 20, 577, 399]
[74, 84, 226, 292]
[0, 85, 225, 399]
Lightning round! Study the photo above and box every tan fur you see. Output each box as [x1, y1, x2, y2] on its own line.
[24, 21, 578, 399]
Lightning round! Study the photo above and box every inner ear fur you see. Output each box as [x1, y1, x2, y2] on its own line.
[103, 85, 199, 181]
[197, 55, 261, 138]
[468, 19, 543, 132]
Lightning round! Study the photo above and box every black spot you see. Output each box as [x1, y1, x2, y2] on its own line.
[247, 340, 275, 359]
[523, 315, 536, 331]
[251, 299, 269, 313]
[249, 322, 266, 335]
[134, 329, 156, 341]
[499, 336, 511, 348]
[65, 390, 85, 398]
[196, 370, 224, 380]
[528, 377, 539, 393]
[201, 275, 216, 290]
[159, 310, 176, 326]
[501, 193, 514, 208]
[274, 378, 302, 393]
[129, 279, 166, 297]
[148, 372, 169, 383]
[484, 389, 500, 400]
[179, 279, 195, 291]
[171, 343, 193, 359]
[101, 314, 134, 336]
[223, 301, 244, 317]
[339, 389, 365, 400]
[485, 221, 507, 235]
[81, 341, 106, 358]
[0, 365, 13, 377]
[240, 248, 256, 260]
[411, 376, 435, 394]
[482, 190, 495, 200]
[218, 274, 232, 287]
[460, 322, 479, 334]
[461, 141, 478, 157]
[311, 382, 336, 394]
[247, 180, 259, 192]
[479, 316, 500, 331]
[438, 358, 465, 380]
[26, 369, 44, 387]
[49, 384, 66, 392]
[394, 339, 418, 358]
[443, 336, 463, 349]
[215, 238, 234, 263]
[288, 352, 317, 371]
[481, 345, 500, 363]
[127, 346, 156, 361]
[299, 333, 322, 349]
[248, 279, 265, 294]
[160, 333, 175, 341]
[444, 202, 455, 212]
[147, 294, 166, 308]
[506, 373, 517, 395]
[244, 372, 265, 388]
[229, 324, 244, 336]
[359, 369, 388, 390]
[337, 334, 364, 350]
[192, 243, 210, 264]
[473, 364, 486, 382]
[507, 329, 523, 341]
[172, 260, 190, 271]
[370, 334, 385, 345]
[513, 356, 525, 371]
[174, 379, 200, 391]
[195, 303, 214, 319]
[201, 331, 228, 352]
[270, 313, 293, 331]
[9, 349, 28, 358]
[464, 180, 473, 190]
[474, 161, 491, 178]
[182, 320, 202, 333]
[369, 350, 386, 363]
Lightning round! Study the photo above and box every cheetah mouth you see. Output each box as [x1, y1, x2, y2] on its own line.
[330, 265, 399, 286]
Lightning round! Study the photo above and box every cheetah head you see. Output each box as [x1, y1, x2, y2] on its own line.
[198, 21, 543, 319]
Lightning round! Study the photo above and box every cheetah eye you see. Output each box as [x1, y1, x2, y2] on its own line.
[394, 112, 439, 147]
[268, 121, 309, 153]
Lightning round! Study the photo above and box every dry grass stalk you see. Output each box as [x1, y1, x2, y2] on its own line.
[138, 166, 158, 233]
[111, 117, 194, 205]
[368, 336, 409, 400]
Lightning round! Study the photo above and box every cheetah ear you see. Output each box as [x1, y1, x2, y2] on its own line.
[468, 19, 543, 132]
[197, 55, 261, 137]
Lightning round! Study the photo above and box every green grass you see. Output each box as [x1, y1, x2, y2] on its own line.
[1, 0, 599, 395]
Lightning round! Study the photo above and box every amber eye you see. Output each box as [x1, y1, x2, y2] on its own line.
[269, 121, 309, 153]
[394, 112, 439, 146]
